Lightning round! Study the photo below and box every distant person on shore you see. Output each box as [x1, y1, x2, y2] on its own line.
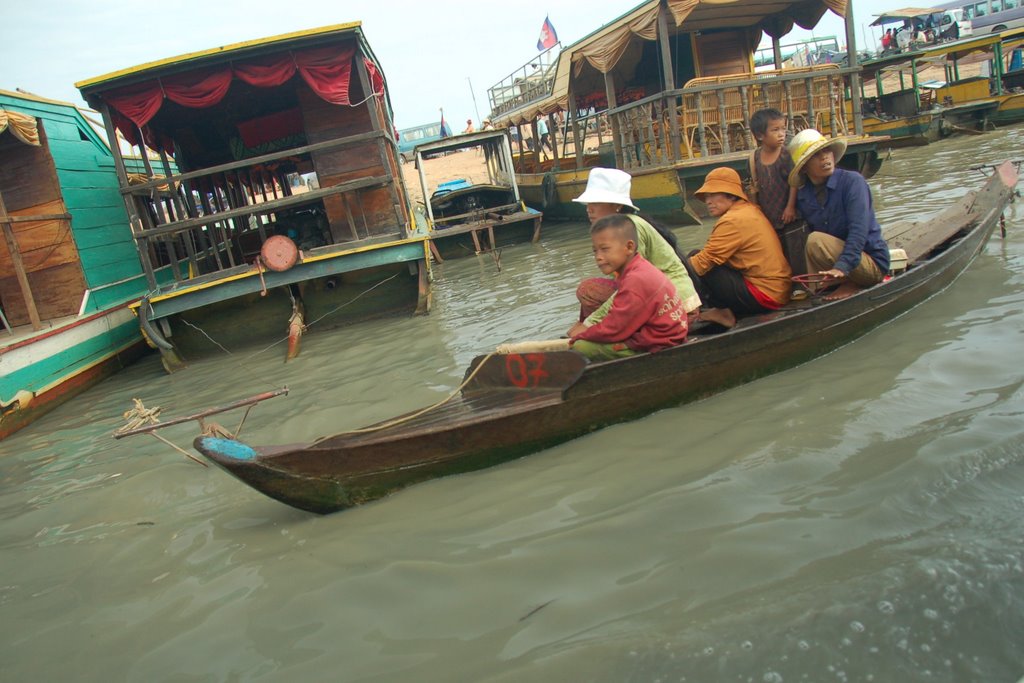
[748, 108, 803, 274]
[570, 214, 688, 360]
[567, 168, 700, 339]
[788, 129, 889, 301]
[685, 167, 792, 329]
[537, 117, 552, 158]
[896, 25, 911, 52]
[463, 119, 475, 134]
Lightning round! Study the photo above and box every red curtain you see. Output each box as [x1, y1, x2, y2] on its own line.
[101, 42, 384, 149]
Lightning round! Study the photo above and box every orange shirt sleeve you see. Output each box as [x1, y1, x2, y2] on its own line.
[689, 213, 744, 276]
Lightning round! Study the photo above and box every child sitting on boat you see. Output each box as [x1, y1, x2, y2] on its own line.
[569, 168, 700, 329]
[569, 214, 688, 361]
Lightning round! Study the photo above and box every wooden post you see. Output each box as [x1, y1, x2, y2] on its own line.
[194, 181, 224, 271]
[993, 41, 1005, 96]
[827, 75, 840, 135]
[739, 85, 753, 149]
[567, 80, 584, 169]
[547, 113, 561, 170]
[805, 79, 816, 130]
[0, 189, 42, 330]
[140, 145, 183, 281]
[657, 6, 682, 161]
[98, 102, 157, 290]
[784, 81, 795, 134]
[208, 178, 237, 268]
[604, 71, 624, 167]
[530, 119, 542, 170]
[356, 56, 407, 232]
[772, 36, 784, 69]
[911, 59, 921, 110]
[645, 104, 659, 164]
[161, 150, 199, 276]
[846, 0, 864, 135]
[717, 91, 729, 154]
[695, 93, 709, 157]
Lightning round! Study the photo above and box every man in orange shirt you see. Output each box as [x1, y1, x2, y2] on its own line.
[686, 167, 792, 328]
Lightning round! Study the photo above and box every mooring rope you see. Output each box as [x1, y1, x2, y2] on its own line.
[115, 398, 208, 467]
[168, 271, 402, 364]
[313, 352, 497, 442]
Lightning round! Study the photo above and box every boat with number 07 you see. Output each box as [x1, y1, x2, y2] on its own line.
[191, 162, 1018, 514]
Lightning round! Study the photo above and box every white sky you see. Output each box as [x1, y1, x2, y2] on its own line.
[1, 0, 897, 129]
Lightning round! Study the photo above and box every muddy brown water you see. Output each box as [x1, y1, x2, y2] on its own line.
[2, 126, 1024, 682]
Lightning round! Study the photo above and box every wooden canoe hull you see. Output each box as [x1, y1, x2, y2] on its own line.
[194, 162, 1018, 513]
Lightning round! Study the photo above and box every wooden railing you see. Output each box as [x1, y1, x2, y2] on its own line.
[608, 65, 853, 170]
[123, 129, 406, 287]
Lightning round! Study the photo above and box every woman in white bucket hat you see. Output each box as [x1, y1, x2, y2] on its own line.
[567, 168, 700, 338]
[789, 129, 889, 300]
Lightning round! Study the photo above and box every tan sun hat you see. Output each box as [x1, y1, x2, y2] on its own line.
[787, 128, 847, 187]
[694, 167, 748, 202]
[572, 167, 639, 209]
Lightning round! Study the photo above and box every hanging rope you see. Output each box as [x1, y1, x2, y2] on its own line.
[115, 398, 208, 467]
[315, 352, 497, 441]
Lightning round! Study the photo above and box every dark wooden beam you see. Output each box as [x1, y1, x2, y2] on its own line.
[0, 189, 42, 330]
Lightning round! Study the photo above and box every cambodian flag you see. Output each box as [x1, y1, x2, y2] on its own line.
[537, 16, 558, 51]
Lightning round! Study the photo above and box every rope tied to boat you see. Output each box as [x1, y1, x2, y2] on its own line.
[115, 398, 161, 435]
[316, 352, 498, 441]
[115, 398, 208, 467]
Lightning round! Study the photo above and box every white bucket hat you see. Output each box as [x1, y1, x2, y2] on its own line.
[572, 168, 639, 209]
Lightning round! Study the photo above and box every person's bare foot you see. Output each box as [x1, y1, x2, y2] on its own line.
[823, 282, 863, 301]
[698, 307, 737, 328]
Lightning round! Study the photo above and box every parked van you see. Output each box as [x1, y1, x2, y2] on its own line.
[937, 0, 1024, 33]
[397, 121, 448, 163]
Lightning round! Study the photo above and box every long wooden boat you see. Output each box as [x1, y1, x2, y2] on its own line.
[412, 130, 542, 260]
[192, 161, 1018, 513]
[857, 42, 997, 147]
[1, 90, 156, 440]
[75, 23, 431, 372]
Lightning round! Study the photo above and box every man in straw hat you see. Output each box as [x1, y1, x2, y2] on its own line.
[686, 167, 792, 329]
[788, 129, 889, 301]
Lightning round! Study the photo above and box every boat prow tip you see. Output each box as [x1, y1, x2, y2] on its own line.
[194, 435, 259, 462]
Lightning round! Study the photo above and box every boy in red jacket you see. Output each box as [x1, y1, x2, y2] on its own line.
[570, 214, 688, 360]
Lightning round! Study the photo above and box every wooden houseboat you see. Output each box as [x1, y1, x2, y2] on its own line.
[412, 130, 542, 261]
[75, 23, 430, 372]
[0, 90, 154, 440]
[854, 31, 1019, 146]
[487, 0, 884, 225]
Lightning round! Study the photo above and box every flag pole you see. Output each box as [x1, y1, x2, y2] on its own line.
[467, 77, 481, 127]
